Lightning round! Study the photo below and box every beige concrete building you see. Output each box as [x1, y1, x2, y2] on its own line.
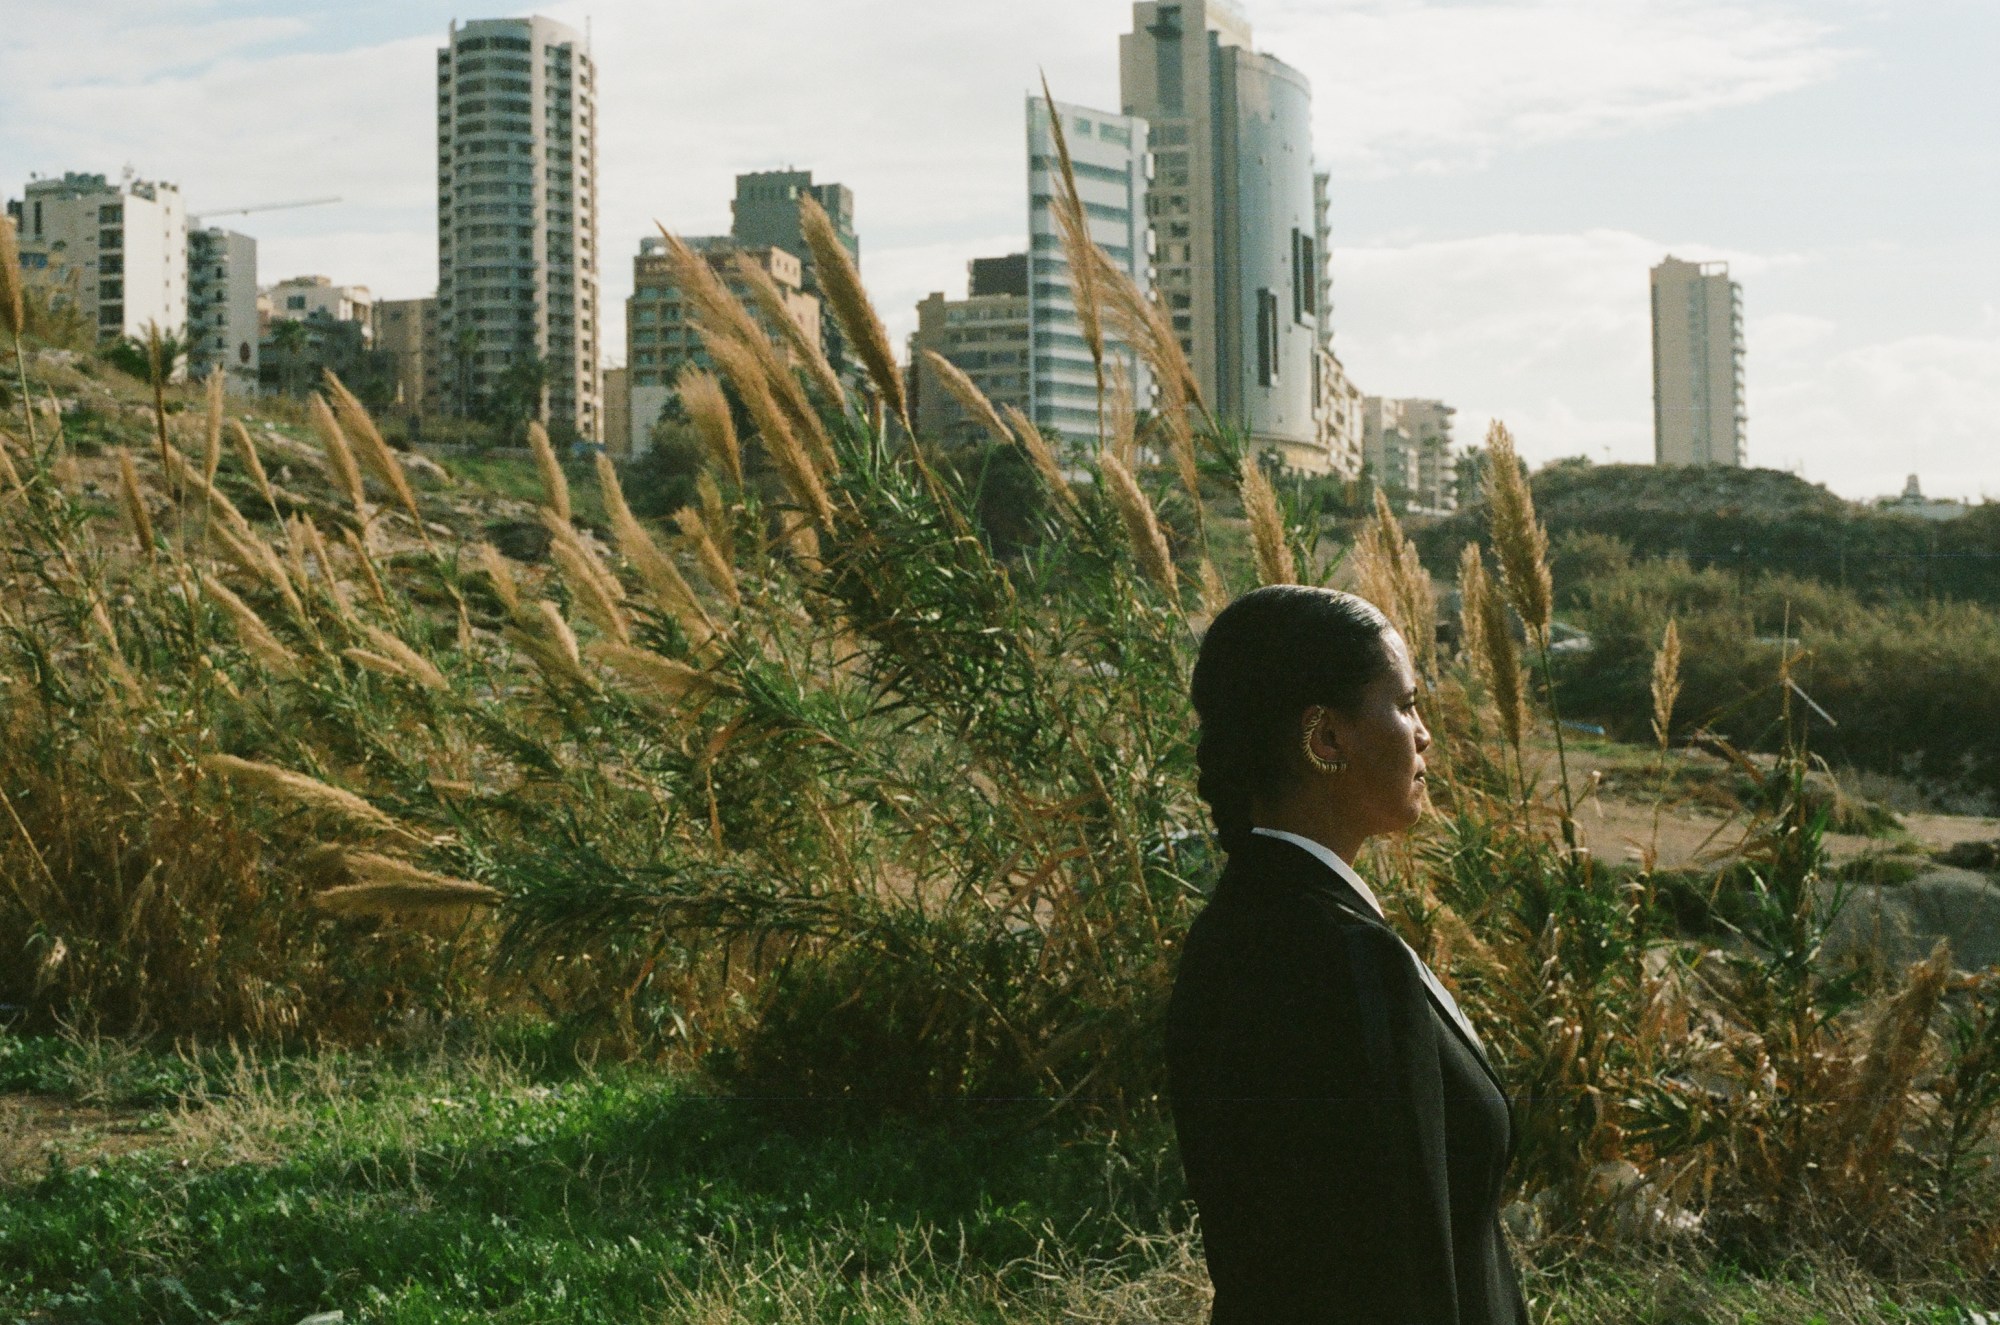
[267, 275, 374, 341]
[1403, 398, 1458, 513]
[437, 15, 601, 440]
[1315, 344, 1364, 481]
[1651, 255, 1745, 467]
[14, 171, 186, 344]
[910, 257, 1032, 447]
[1362, 395, 1458, 511]
[1361, 396, 1416, 495]
[625, 235, 820, 456]
[376, 296, 441, 419]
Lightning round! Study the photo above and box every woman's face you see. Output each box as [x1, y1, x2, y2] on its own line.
[1317, 628, 1432, 839]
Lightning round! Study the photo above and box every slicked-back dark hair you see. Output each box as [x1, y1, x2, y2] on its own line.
[1190, 586, 1395, 853]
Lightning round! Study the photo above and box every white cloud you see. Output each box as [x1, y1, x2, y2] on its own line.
[1261, 0, 1846, 172]
[12, 0, 1980, 504]
[1758, 331, 2000, 502]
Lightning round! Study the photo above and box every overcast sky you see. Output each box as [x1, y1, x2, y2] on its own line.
[5, 0, 1994, 500]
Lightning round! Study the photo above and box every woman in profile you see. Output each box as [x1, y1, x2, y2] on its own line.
[1168, 586, 1525, 1325]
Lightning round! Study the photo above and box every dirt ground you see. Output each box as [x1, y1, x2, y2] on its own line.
[0, 1093, 158, 1183]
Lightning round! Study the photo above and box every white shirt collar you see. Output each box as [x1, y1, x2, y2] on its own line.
[1249, 827, 1386, 919]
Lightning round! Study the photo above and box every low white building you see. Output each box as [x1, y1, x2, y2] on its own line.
[264, 274, 374, 340]
[15, 171, 187, 344]
[189, 228, 259, 394]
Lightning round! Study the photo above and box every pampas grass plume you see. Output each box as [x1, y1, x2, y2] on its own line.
[202, 753, 412, 839]
[325, 370, 423, 529]
[1483, 420, 1553, 642]
[1099, 451, 1178, 597]
[526, 420, 571, 524]
[589, 640, 731, 706]
[356, 624, 450, 690]
[202, 368, 225, 484]
[1651, 618, 1682, 751]
[921, 350, 1014, 448]
[308, 393, 368, 517]
[798, 192, 906, 430]
[202, 574, 299, 676]
[678, 366, 743, 489]
[674, 505, 741, 607]
[229, 420, 276, 512]
[117, 450, 155, 561]
[314, 853, 498, 915]
[0, 216, 23, 339]
[999, 404, 1079, 522]
[475, 542, 522, 615]
[1239, 460, 1295, 586]
[728, 249, 843, 405]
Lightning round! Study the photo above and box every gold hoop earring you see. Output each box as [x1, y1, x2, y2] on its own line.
[1302, 711, 1346, 775]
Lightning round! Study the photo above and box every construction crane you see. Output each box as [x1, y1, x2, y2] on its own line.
[190, 196, 341, 222]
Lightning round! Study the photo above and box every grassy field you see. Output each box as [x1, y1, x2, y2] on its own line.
[7, 205, 2000, 1322]
[3, 1030, 1995, 1325]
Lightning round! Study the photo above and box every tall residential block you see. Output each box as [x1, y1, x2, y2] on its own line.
[1361, 396, 1416, 496]
[1362, 395, 1458, 511]
[15, 172, 186, 344]
[437, 16, 600, 440]
[377, 296, 442, 420]
[1403, 398, 1458, 513]
[730, 169, 858, 378]
[1027, 97, 1150, 445]
[910, 255, 1031, 446]
[1121, 1, 1330, 470]
[188, 227, 258, 394]
[1651, 256, 1745, 467]
[1316, 346, 1364, 481]
[625, 235, 821, 456]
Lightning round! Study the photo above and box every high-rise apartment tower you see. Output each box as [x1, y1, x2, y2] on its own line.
[1027, 98, 1150, 444]
[436, 16, 600, 440]
[1650, 256, 1745, 467]
[1120, 0, 1330, 470]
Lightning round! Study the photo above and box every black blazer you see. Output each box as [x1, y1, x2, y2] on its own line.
[1167, 833, 1526, 1325]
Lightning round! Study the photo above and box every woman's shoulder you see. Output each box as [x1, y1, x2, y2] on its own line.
[1191, 851, 1404, 962]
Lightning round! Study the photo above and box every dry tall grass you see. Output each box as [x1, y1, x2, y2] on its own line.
[2, 166, 1997, 1292]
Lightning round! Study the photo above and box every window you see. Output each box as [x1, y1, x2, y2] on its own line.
[287, 295, 307, 310]
[99, 204, 122, 223]
[1256, 288, 1279, 387]
[1291, 229, 1316, 322]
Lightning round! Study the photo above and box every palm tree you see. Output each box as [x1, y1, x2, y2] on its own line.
[448, 328, 481, 420]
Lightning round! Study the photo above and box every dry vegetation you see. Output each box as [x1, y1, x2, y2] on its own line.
[5, 140, 2000, 1320]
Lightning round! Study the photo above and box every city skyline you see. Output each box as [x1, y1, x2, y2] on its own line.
[3, 0, 1994, 499]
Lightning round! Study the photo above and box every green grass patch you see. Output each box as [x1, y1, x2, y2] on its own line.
[5, 1033, 1994, 1323]
[0, 1033, 1186, 1324]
